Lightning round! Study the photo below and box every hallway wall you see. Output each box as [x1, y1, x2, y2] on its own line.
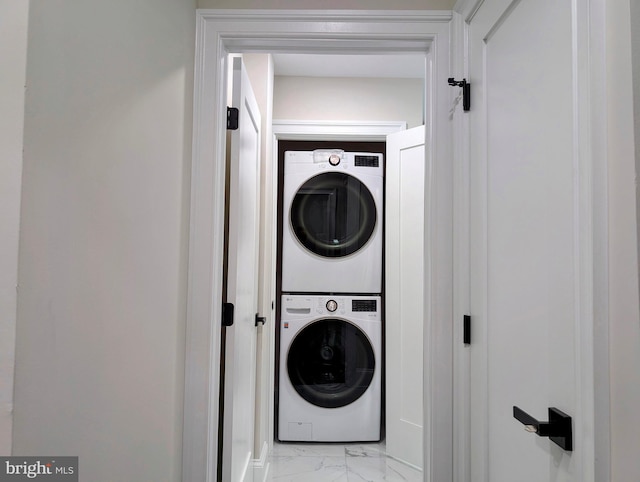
[12, 1, 195, 480]
[274, 76, 424, 128]
[0, 0, 29, 456]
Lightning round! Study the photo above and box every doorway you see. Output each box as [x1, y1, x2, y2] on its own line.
[183, 10, 454, 482]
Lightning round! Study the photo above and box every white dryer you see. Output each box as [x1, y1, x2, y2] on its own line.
[278, 294, 381, 442]
[281, 150, 383, 294]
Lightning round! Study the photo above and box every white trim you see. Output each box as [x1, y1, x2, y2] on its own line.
[572, 0, 610, 480]
[250, 441, 270, 482]
[182, 14, 227, 482]
[454, 0, 487, 22]
[184, 9, 453, 482]
[198, 8, 453, 20]
[451, 10, 471, 482]
[272, 120, 406, 141]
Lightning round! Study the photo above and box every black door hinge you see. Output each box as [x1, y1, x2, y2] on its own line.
[463, 314, 471, 345]
[227, 107, 239, 130]
[448, 78, 471, 112]
[255, 313, 266, 327]
[222, 302, 234, 326]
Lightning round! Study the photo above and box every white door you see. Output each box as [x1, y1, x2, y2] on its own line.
[385, 125, 426, 470]
[222, 56, 261, 482]
[468, 0, 582, 480]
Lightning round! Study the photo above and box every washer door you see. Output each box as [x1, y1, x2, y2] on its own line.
[290, 172, 376, 258]
[287, 318, 375, 408]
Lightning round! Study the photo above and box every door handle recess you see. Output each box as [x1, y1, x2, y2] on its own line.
[513, 406, 572, 451]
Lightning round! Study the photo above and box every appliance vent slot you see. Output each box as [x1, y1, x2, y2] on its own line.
[354, 155, 380, 168]
[352, 300, 377, 312]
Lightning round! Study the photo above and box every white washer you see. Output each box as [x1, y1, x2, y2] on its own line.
[278, 294, 381, 442]
[281, 150, 383, 294]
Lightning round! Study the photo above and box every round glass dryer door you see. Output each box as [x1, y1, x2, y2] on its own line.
[290, 172, 377, 258]
[287, 319, 375, 408]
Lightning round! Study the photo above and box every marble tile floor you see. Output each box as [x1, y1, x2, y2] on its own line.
[264, 442, 423, 481]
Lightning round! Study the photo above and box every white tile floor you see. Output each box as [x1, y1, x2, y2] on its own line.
[264, 442, 423, 481]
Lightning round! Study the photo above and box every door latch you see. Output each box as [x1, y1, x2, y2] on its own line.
[513, 406, 572, 451]
[255, 313, 266, 327]
[448, 78, 471, 112]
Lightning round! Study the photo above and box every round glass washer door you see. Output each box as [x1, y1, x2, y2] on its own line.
[287, 318, 375, 409]
[290, 172, 377, 258]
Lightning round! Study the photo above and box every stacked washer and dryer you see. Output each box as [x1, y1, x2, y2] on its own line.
[278, 149, 384, 442]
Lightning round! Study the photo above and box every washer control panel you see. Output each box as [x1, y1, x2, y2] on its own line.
[280, 295, 380, 319]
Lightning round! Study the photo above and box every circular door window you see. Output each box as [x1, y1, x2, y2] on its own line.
[290, 172, 377, 258]
[287, 319, 375, 408]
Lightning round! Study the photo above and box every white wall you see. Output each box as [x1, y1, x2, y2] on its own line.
[608, 0, 640, 479]
[12, 1, 195, 480]
[273, 76, 423, 128]
[198, 0, 455, 10]
[632, 0, 640, 304]
[0, 0, 29, 456]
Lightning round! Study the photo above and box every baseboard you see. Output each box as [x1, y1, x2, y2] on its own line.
[250, 442, 270, 482]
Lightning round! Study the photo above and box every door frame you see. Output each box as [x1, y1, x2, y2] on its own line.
[451, 1, 610, 481]
[183, 9, 453, 482]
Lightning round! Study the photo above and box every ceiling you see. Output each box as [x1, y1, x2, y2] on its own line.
[272, 53, 426, 79]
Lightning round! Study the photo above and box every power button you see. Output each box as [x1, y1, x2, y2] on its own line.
[326, 300, 338, 312]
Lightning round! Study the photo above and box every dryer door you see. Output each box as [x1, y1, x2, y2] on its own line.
[287, 319, 375, 408]
[290, 172, 376, 258]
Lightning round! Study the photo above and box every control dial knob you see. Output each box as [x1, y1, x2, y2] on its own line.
[326, 300, 338, 312]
